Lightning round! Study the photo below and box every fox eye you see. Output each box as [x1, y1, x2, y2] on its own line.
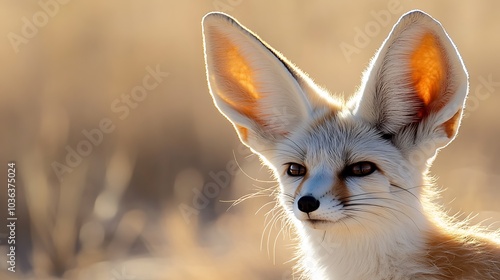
[286, 163, 306, 177]
[345, 161, 376, 177]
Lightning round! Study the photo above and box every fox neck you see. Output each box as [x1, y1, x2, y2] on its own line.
[295, 207, 432, 279]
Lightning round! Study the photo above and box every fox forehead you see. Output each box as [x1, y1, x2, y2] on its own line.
[276, 108, 401, 171]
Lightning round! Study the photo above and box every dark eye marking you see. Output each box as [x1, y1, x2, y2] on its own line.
[285, 163, 307, 177]
[344, 161, 377, 177]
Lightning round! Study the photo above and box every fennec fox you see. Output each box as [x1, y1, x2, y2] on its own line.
[202, 10, 500, 279]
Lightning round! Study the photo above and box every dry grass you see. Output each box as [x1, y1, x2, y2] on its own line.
[0, 1, 499, 279]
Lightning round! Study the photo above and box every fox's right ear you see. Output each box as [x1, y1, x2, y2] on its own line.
[202, 12, 326, 152]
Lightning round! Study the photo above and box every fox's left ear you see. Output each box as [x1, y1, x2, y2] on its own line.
[355, 10, 468, 157]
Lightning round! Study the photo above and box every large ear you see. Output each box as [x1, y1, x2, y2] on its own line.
[355, 10, 468, 158]
[202, 12, 327, 152]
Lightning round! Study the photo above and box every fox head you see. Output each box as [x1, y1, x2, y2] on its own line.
[202, 11, 468, 239]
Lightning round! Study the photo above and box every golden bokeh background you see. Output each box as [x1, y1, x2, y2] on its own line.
[0, 1, 499, 279]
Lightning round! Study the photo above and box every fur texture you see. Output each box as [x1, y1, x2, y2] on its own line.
[202, 10, 500, 279]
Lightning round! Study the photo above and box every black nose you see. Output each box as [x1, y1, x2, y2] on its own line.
[297, 196, 320, 213]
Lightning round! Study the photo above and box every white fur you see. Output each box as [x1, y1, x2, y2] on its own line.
[203, 10, 500, 280]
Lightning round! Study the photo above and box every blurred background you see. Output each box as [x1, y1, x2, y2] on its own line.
[0, 1, 499, 279]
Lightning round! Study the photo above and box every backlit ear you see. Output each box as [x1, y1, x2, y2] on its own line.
[203, 12, 322, 151]
[355, 10, 468, 155]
